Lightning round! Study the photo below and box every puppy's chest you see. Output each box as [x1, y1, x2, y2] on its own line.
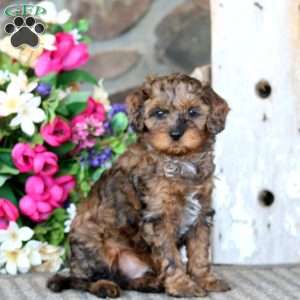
[178, 191, 202, 237]
[142, 188, 203, 238]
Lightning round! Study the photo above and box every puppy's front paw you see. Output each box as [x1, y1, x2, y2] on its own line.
[198, 274, 231, 292]
[165, 273, 207, 297]
[89, 280, 121, 298]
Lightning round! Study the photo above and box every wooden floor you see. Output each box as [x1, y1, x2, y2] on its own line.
[0, 265, 299, 300]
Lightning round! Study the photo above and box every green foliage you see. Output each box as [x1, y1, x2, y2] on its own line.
[56, 91, 89, 117]
[0, 149, 19, 178]
[34, 209, 68, 246]
[51, 142, 76, 157]
[111, 112, 129, 135]
[77, 19, 89, 33]
[42, 89, 61, 122]
[0, 53, 23, 74]
[57, 70, 98, 87]
[0, 183, 17, 205]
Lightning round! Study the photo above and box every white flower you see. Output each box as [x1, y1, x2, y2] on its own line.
[33, 255, 63, 273]
[32, 243, 64, 273]
[9, 93, 46, 136]
[40, 33, 56, 51]
[0, 247, 31, 275]
[23, 241, 42, 267]
[64, 204, 77, 233]
[93, 80, 110, 110]
[0, 222, 33, 251]
[0, 70, 10, 85]
[38, 243, 64, 261]
[10, 71, 37, 93]
[38, 1, 71, 24]
[0, 83, 25, 116]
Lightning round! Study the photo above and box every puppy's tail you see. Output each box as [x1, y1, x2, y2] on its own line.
[47, 274, 90, 293]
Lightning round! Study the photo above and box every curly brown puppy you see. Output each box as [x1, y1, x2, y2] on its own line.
[47, 73, 230, 298]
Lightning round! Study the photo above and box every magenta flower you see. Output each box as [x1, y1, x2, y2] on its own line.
[41, 117, 71, 147]
[33, 151, 59, 176]
[0, 199, 19, 229]
[12, 143, 35, 173]
[35, 32, 89, 77]
[20, 175, 75, 222]
[71, 97, 106, 149]
[56, 175, 76, 202]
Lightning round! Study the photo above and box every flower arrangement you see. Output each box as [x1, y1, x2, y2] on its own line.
[0, 1, 135, 275]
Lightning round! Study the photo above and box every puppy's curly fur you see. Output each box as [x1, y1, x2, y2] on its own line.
[47, 74, 230, 298]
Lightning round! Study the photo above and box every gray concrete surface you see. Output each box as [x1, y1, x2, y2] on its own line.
[0, 265, 300, 300]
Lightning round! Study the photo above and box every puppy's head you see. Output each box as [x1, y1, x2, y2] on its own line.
[126, 73, 229, 156]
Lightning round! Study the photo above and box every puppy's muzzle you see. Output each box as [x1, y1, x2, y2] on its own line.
[169, 120, 187, 141]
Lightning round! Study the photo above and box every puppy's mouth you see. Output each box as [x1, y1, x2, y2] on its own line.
[145, 129, 205, 156]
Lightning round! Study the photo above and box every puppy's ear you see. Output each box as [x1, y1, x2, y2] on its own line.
[126, 89, 147, 132]
[204, 86, 230, 135]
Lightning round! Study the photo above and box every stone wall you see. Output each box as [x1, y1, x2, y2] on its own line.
[0, 0, 210, 99]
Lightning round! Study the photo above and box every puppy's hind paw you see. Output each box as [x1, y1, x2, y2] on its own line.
[47, 274, 70, 293]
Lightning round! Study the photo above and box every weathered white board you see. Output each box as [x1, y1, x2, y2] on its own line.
[210, 0, 300, 264]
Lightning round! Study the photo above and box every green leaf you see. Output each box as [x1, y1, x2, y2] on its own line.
[0, 164, 19, 175]
[56, 91, 89, 118]
[111, 112, 129, 135]
[62, 21, 74, 32]
[80, 36, 92, 44]
[0, 150, 19, 176]
[0, 175, 10, 188]
[0, 183, 18, 205]
[77, 19, 89, 32]
[31, 133, 44, 145]
[33, 208, 68, 246]
[51, 142, 76, 156]
[91, 167, 106, 182]
[40, 73, 57, 86]
[0, 53, 23, 73]
[57, 70, 98, 87]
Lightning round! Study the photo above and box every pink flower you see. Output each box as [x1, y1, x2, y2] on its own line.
[72, 97, 106, 124]
[12, 143, 35, 173]
[33, 151, 59, 176]
[35, 32, 89, 77]
[71, 97, 106, 149]
[41, 117, 71, 147]
[20, 175, 76, 222]
[56, 175, 76, 202]
[0, 199, 19, 229]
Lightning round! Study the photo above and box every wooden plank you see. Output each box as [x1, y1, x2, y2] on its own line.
[210, 0, 300, 264]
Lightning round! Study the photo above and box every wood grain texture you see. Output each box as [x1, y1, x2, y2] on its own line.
[211, 0, 300, 264]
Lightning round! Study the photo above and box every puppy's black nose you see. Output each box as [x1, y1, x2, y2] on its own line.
[169, 130, 183, 141]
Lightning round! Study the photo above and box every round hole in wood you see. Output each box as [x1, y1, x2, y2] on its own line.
[259, 190, 275, 207]
[255, 80, 272, 98]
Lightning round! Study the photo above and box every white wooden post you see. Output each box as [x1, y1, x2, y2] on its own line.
[211, 0, 300, 264]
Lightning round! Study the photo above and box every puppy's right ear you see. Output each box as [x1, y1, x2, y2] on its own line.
[125, 89, 147, 132]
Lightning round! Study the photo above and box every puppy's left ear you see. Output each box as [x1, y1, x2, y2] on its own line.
[126, 88, 147, 132]
[204, 86, 230, 135]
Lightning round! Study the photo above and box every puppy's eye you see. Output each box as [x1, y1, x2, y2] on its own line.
[188, 107, 200, 118]
[152, 109, 169, 119]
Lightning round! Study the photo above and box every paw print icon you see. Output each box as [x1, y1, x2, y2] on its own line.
[4, 16, 45, 48]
